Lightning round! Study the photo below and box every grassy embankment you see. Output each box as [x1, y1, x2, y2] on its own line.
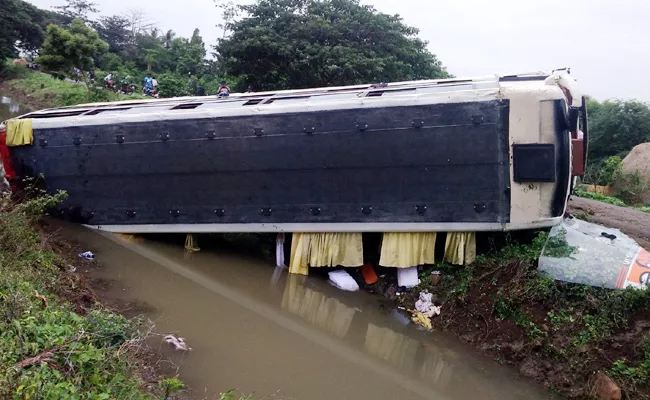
[0, 63, 144, 110]
[0, 189, 179, 399]
[574, 189, 650, 213]
[392, 233, 650, 399]
[0, 189, 256, 399]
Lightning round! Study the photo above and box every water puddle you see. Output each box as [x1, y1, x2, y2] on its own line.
[61, 224, 555, 400]
[0, 96, 30, 120]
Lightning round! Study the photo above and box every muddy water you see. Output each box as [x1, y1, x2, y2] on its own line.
[58, 225, 558, 400]
[0, 96, 29, 120]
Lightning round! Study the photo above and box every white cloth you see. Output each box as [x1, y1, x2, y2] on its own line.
[328, 270, 359, 291]
[276, 233, 286, 267]
[415, 291, 441, 318]
[397, 266, 420, 288]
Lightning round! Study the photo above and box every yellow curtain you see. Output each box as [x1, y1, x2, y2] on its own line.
[289, 233, 311, 275]
[444, 232, 476, 265]
[379, 232, 437, 268]
[184, 233, 200, 252]
[289, 233, 363, 275]
[6, 119, 33, 146]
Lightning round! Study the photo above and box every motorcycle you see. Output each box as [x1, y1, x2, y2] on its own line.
[143, 87, 159, 98]
[119, 83, 136, 95]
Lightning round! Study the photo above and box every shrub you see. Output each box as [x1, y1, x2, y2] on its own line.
[157, 73, 192, 98]
[583, 156, 623, 186]
[615, 170, 650, 205]
[99, 53, 123, 71]
[574, 189, 627, 206]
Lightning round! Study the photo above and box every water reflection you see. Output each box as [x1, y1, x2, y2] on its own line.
[282, 274, 356, 338]
[279, 272, 456, 391]
[57, 224, 554, 400]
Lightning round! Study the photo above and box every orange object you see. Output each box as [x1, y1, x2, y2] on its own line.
[615, 247, 650, 289]
[361, 263, 378, 285]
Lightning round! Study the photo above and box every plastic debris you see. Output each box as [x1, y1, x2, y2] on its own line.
[415, 291, 441, 318]
[78, 251, 94, 260]
[397, 266, 420, 288]
[361, 263, 379, 284]
[328, 270, 359, 291]
[163, 335, 191, 351]
[410, 310, 433, 330]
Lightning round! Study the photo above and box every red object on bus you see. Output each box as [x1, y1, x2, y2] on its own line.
[0, 127, 16, 190]
[572, 133, 585, 177]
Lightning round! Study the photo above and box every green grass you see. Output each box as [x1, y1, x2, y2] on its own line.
[609, 337, 650, 387]
[0, 190, 156, 399]
[636, 206, 650, 214]
[574, 189, 627, 207]
[3, 66, 145, 108]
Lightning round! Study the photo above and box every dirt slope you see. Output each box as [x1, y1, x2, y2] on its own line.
[568, 196, 650, 249]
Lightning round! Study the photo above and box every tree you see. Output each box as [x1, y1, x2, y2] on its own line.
[98, 52, 122, 71]
[587, 99, 650, 161]
[132, 31, 165, 71]
[214, 0, 241, 38]
[0, 0, 68, 65]
[37, 19, 108, 98]
[54, 0, 98, 23]
[93, 15, 131, 54]
[176, 29, 207, 76]
[215, 0, 449, 91]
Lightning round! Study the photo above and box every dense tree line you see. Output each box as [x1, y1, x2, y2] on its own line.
[0, 0, 68, 62]
[582, 98, 650, 194]
[587, 98, 650, 161]
[2, 0, 449, 96]
[216, 0, 449, 90]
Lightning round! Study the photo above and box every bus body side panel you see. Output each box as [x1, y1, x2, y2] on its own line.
[10, 100, 512, 228]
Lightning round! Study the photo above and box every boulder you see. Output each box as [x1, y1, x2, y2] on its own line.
[589, 372, 621, 400]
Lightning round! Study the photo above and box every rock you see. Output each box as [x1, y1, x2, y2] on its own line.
[590, 372, 621, 400]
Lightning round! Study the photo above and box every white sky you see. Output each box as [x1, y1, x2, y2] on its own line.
[25, 0, 650, 101]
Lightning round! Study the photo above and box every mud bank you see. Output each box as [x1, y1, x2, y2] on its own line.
[378, 229, 650, 399]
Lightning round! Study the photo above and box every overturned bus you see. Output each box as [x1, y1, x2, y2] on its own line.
[0, 70, 587, 272]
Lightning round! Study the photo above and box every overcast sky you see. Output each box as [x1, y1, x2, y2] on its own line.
[26, 0, 650, 101]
